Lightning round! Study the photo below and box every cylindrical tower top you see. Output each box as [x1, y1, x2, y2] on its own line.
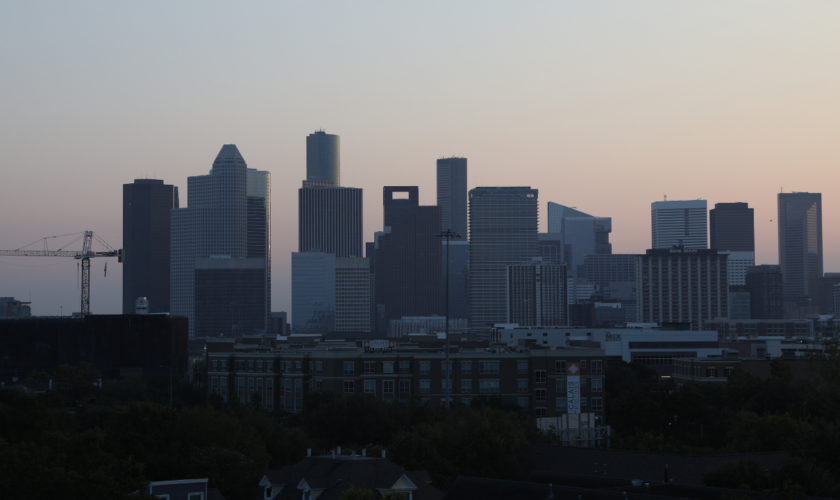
[306, 131, 340, 187]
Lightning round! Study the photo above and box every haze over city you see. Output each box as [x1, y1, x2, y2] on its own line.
[2, 1, 838, 317]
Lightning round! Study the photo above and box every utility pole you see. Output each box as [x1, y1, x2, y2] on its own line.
[436, 229, 461, 409]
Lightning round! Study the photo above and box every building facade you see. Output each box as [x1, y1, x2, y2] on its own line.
[194, 257, 266, 337]
[546, 203, 611, 279]
[709, 202, 755, 252]
[728, 286, 751, 320]
[436, 157, 468, 237]
[807, 275, 840, 314]
[335, 257, 371, 332]
[123, 179, 179, 314]
[469, 187, 539, 327]
[636, 247, 729, 330]
[291, 251, 336, 334]
[306, 130, 340, 187]
[206, 339, 606, 419]
[745, 265, 784, 319]
[719, 251, 755, 286]
[443, 240, 470, 321]
[298, 186, 363, 257]
[171, 145, 269, 336]
[777, 192, 822, 299]
[506, 258, 567, 327]
[651, 200, 707, 250]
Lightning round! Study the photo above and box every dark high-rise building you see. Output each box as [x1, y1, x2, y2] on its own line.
[636, 247, 729, 330]
[247, 169, 271, 327]
[123, 179, 178, 314]
[306, 130, 340, 187]
[194, 258, 266, 337]
[469, 187, 539, 327]
[546, 202, 611, 278]
[745, 265, 783, 320]
[298, 186, 363, 257]
[808, 275, 840, 314]
[506, 258, 566, 326]
[710, 202, 755, 252]
[537, 233, 563, 265]
[376, 187, 443, 327]
[437, 157, 468, 237]
[778, 192, 822, 299]
[442, 241, 469, 321]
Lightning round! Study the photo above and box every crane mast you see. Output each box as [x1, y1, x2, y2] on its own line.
[0, 231, 123, 315]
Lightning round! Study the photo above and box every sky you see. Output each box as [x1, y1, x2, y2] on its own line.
[1, 1, 838, 318]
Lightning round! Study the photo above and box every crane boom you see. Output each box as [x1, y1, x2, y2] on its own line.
[0, 231, 123, 315]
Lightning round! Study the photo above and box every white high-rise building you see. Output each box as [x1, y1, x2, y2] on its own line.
[170, 145, 270, 337]
[651, 200, 707, 249]
[720, 251, 755, 286]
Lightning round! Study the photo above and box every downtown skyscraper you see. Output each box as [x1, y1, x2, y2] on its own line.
[122, 179, 179, 314]
[306, 130, 340, 187]
[437, 157, 468, 237]
[546, 202, 611, 278]
[710, 202, 755, 252]
[469, 187, 539, 327]
[170, 145, 270, 337]
[651, 199, 707, 249]
[777, 192, 823, 299]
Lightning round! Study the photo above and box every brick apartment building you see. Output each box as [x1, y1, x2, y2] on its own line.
[206, 338, 606, 420]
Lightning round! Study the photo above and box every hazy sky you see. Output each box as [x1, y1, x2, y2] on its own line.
[1, 2, 838, 317]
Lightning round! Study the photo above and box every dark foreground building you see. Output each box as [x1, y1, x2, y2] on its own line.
[0, 315, 188, 384]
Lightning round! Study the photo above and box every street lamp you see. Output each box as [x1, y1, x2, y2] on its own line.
[436, 229, 461, 409]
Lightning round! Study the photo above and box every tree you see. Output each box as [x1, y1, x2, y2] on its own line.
[53, 362, 100, 405]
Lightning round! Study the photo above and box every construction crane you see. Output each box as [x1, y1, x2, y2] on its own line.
[0, 231, 123, 315]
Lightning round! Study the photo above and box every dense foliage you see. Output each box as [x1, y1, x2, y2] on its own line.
[2, 341, 840, 499]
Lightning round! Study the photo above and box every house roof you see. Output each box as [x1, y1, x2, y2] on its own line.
[519, 445, 789, 486]
[261, 456, 443, 500]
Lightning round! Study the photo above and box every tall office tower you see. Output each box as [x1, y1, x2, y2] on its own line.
[335, 257, 371, 332]
[376, 187, 443, 327]
[719, 251, 755, 286]
[247, 169, 271, 326]
[171, 145, 269, 337]
[123, 179, 178, 314]
[436, 157, 468, 236]
[546, 203, 611, 278]
[778, 192, 823, 299]
[291, 251, 336, 333]
[651, 200, 707, 249]
[298, 186, 363, 257]
[306, 130, 340, 187]
[506, 258, 567, 326]
[469, 187, 539, 327]
[807, 275, 840, 314]
[443, 241, 470, 321]
[537, 233, 563, 265]
[710, 202, 754, 251]
[745, 265, 784, 319]
[583, 254, 637, 320]
[636, 247, 729, 330]
[269, 312, 290, 336]
[728, 286, 751, 320]
[194, 257, 266, 336]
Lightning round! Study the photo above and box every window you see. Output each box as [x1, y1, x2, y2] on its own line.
[441, 380, 451, 391]
[256, 360, 264, 372]
[535, 407, 547, 418]
[581, 397, 588, 407]
[221, 360, 228, 370]
[383, 380, 394, 394]
[580, 360, 587, 369]
[725, 367, 733, 377]
[479, 361, 499, 374]
[419, 361, 431, 375]
[256, 378, 263, 392]
[248, 360, 254, 371]
[211, 360, 219, 370]
[556, 397, 567, 411]
[236, 360, 244, 371]
[315, 361, 323, 374]
[266, 379, 273, 392]
[419, 380, 430, 393]
[556, 360, 566, 373]
[707, 367, 717, 378]
[517, 360, 528, 374]
[248, 378, 255, 393]
[461, 361, 472, 374]
[315, 380, 323, 391]
[399, 380, 410, 393]
[517, 379, 528, 393]
[188, 494, 203, 500]
[295, 361, 302, 373]
[581, 378, 587, 388]
[266, 395, 273, 410]
[383, 362, 394, 374]
[479, 379, 500, 393]
[266, 361, 273, 372]
[399, 361, 410, 373]
[364, 361, 376, 374]
[211, 377, 219, 393]
[364, 380, 375, 394]
[517, 397, 529, 410]
[535, 389, 546, 402]
[441, 361, 452, 374]
[461, 379, 472, 393]
[591, 379, 603, 393]
[592, 397, 603, 411]
[556, 379, 567, 393]
[535, 370, 546, 383]
[344, 380, 354, 393]
[461, 398, 472, 406]
[344, 362, 354, 375]
[591, 360, 603, 374]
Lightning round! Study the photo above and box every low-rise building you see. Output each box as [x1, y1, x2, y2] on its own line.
[206, 337, 606, 420]
[704, 318, 811, 341]
[673, 355, 817, 387]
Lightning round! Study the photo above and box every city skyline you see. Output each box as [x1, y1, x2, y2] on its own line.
[2, 3, 839, 318]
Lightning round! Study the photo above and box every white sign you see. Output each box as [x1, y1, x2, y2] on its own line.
[567, 362, 581, 414]
[364, 339, 395, 353]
